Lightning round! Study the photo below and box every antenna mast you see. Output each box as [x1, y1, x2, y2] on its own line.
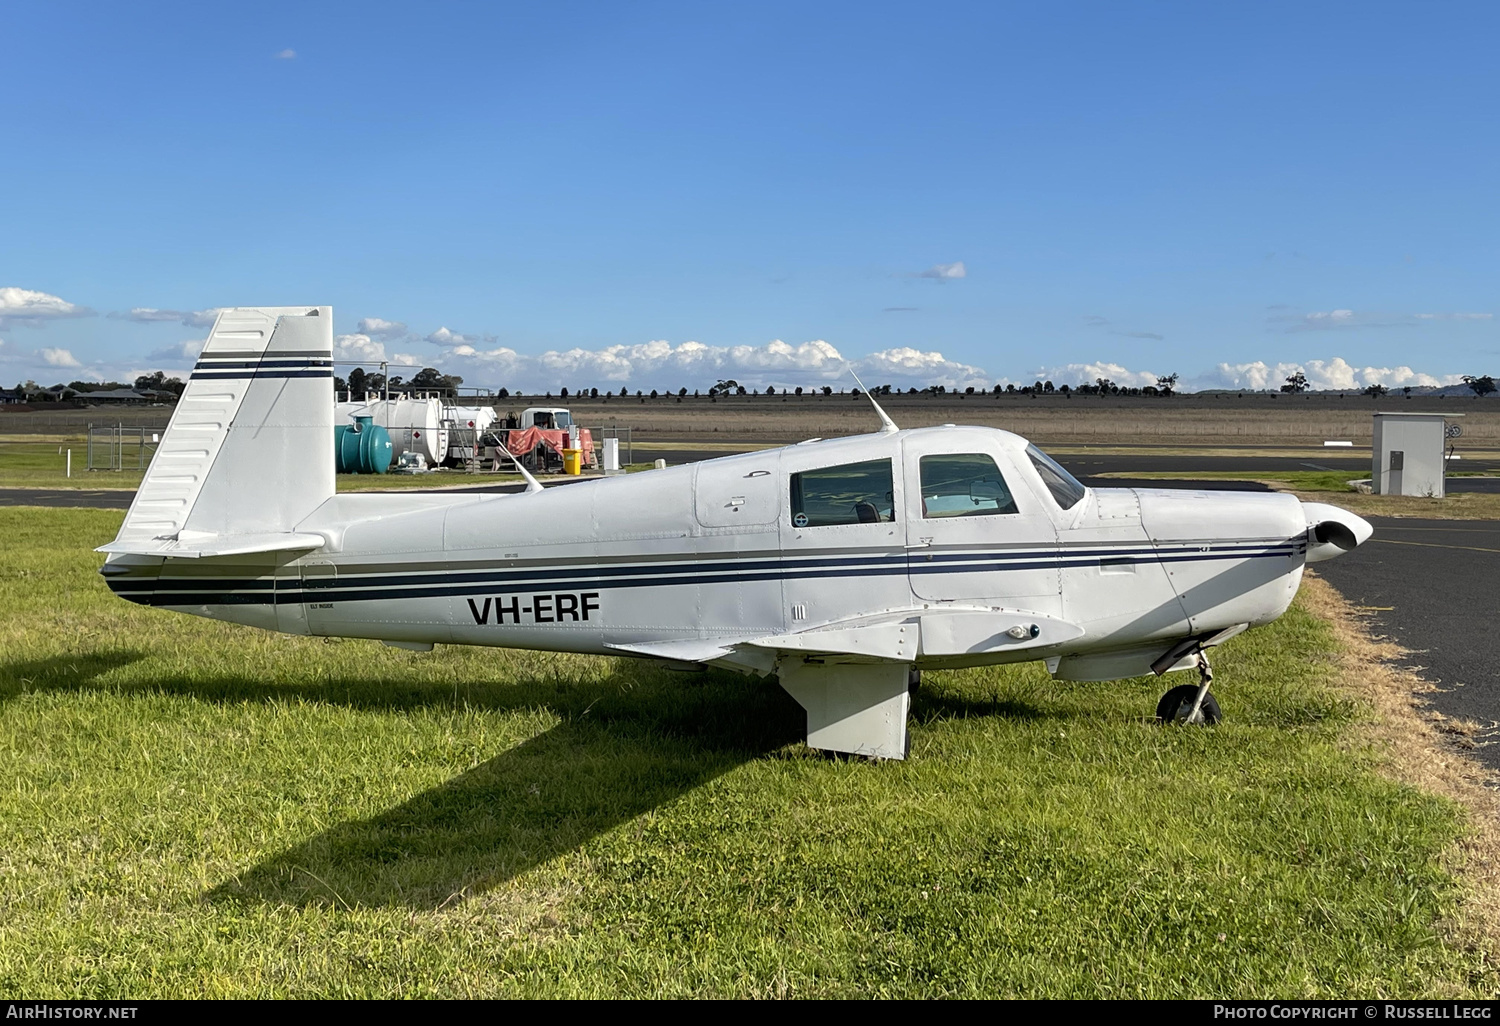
[848, 366, 899, 434]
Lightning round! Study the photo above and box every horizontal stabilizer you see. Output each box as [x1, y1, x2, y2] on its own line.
[96, 531, 326, 559]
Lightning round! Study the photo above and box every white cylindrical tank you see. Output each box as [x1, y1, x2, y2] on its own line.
[441, 405, 499, 465]
[335, 397, 448, 466]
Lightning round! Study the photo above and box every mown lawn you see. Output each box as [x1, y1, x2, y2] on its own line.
[0, 508, 1489, 997]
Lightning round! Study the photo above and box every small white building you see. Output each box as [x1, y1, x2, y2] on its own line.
[1372, 412, 1459, 497]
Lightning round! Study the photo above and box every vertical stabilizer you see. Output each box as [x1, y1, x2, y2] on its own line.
[103, 306, 334, 556]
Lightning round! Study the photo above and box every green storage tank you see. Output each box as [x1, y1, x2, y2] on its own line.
[335, 415, 393, 474]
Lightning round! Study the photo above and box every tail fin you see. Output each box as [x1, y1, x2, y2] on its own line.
[101, 306, 335, 557]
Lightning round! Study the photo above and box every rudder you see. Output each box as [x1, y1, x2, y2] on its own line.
[103, 306, 335, 556]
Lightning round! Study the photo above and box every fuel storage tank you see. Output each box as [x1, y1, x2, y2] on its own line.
[334, 397, 449, 466]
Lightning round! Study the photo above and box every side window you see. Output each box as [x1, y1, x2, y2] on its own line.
[919, 453, 1019, 518]
[790, 459, 896, 527]
[1027, 443, 1087, 510]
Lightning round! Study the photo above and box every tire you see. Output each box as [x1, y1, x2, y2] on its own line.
[1156, 683, 1222, 725]
[908, 668, 922, 695]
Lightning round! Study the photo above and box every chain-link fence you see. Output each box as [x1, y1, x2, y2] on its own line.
[86, 424, 159, 471]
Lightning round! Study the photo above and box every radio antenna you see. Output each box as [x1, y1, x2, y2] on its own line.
[847, 365, 899, 434]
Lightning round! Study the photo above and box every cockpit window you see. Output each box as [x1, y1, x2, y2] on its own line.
[1026, 444, 1087, 510]
[791, 460, 896, 527]
[919, 454, 1019, 518]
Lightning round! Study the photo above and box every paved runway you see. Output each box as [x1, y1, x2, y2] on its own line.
[0, 488, 135, 509]
[1314, 517, 1500, 765]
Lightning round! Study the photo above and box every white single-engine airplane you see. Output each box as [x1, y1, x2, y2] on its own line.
[100, 308, 1373, 759]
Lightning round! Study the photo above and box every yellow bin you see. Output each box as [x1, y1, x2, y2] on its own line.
[562, 448, 583, 475]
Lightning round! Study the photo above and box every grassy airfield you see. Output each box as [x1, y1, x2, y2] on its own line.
[0, 507, 1494, 998]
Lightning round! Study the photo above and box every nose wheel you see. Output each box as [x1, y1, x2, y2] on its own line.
[1156, 652, 1221, 725]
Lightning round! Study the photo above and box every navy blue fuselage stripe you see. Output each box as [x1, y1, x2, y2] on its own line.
[134, 542, 1299, 597]
[191, 370, 334, 380]
[120, 546, 1302, 607]
[194, 360, 332, 368]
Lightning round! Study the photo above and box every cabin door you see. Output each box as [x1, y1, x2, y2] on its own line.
[902, 435, 1061, 617]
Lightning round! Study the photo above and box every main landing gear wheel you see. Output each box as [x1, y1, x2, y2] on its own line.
[1156, 651, 1221, 725]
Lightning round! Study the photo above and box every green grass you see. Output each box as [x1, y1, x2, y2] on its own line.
[0, 441, 143, 489]
[0, 507, 1489, 997]
[1100, 469, 1363, 492]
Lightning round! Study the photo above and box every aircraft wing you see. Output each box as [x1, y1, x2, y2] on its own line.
[608, 609, 1083, 668]
[95, 531, 326, 559]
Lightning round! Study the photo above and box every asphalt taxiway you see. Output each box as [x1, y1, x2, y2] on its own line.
[1314, 517, 1500, 766]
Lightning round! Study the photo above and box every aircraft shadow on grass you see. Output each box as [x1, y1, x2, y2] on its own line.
[0, 650, 1055, 910]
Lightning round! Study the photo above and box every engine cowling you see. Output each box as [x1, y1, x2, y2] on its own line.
[1301, 501, 1373, 562]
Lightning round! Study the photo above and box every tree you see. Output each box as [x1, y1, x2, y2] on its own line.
[650, 389, 658, 398]
[620, 386, 628, 397]
[560, 387, 569, 400]
[1463, 375, 1497, 397]
[133, 370, 186, 396]
[407, 367, 464, 394]
[794, 386, 803, 396]
[1156, 373, 1179, 397]
[679, 387, 687, 397]
[821, 386, 833, 396]
[1363, 384, 1388, 398]
[964, 386, 975, 395]
[709, 378, 739, 397]
[590, 387, 599, 398]
[766, 385, 776, 395]
[1095, 377, 1115, 395]
[1281, 371, 1310, 393]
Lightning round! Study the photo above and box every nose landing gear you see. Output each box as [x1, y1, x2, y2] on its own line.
[1156, 651, 1221, 726]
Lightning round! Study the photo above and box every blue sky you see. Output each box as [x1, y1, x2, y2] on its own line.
[3, 1, 1496, 392]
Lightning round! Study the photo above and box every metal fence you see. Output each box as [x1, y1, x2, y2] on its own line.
[589, 425, 632, 466]
[0, 410, 171, 434]
[86, 423, 159, 472]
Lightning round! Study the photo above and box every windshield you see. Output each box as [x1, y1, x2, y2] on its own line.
[1026, 444, 1087, 510]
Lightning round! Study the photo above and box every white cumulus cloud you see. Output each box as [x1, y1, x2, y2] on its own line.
[426, 326, 496, 347]
[145, 339, 205, 364]
[1036, 361, 1161, 389]
[0, 287, 92, 327]
[357, 317, 409, 340]
[857, 347, 990, 390]
[118, 307, 222, 329]
[333, 333, 387, 363]
[38, 347, 81, 368]
[1188, 358, 1464, 391]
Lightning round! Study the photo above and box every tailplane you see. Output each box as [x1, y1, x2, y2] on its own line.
[100, 306, 335, 557]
